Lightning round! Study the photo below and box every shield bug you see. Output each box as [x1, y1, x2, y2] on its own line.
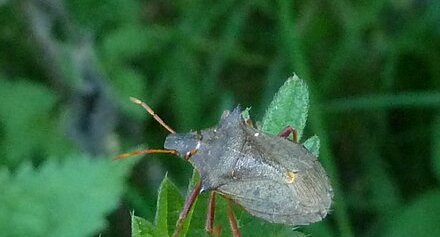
[118, 97, 333, 237]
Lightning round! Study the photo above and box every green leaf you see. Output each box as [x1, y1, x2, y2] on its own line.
[241, 107, 252, 121]
[262, 74, 309, 141]
[132, 172, 200, 237]
[132, 215, 154, 237]
[154, 175, 185, 237]
[303, 135, 320, 157]
[384, 190, 440, 237]
[0, 154, 131, 237]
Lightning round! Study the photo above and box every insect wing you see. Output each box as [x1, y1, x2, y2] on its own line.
[218, 163, 331, 225]
[217, 126, 333, 225]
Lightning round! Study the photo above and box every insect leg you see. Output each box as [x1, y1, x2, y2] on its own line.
[205, 192, 222, 236]
[206, 192, 216, 233]
[172, 181, 202, 237]
[278, 126, 298, 143]
[227, 200, 242, 237]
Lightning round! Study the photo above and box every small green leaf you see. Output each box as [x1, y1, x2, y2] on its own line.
[241, 107, 252, 122]
[154, 175, 184, 237]
[303, 135, 320, 157]
[154, 175, 170, 237]
[132, 215, 154, 237]
[133, 172, 200, 237]
[262, 74, 309, 141]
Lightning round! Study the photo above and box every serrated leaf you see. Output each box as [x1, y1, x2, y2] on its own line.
[303, 135, 320, 157]
[132, 215, 154, 237]
[154, 175, 184, 237]
[262, 74, 309, 141]
[0, 154, 131, 237]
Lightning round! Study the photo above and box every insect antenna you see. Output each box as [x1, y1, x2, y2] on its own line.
[129, 97, 176, 134]
[115, 97, 177, 160]
[116, 149, 178, 160]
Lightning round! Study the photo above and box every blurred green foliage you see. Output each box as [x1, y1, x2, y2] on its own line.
[0, 0, 439, 236]
[0, 154, 133, 237]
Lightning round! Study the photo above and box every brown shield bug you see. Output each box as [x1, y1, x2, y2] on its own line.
[118, 97, 333, 237]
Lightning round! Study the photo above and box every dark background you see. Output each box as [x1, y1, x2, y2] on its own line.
[0, 0, 439, 236]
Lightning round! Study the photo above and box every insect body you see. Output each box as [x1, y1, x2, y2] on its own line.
[119, 98, 333, 237]
[165, 106, 333, 226]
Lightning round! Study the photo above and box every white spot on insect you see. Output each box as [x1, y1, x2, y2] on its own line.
[195, 141, 201, 150]
[231, 170, 237, 179]
[254, 132, 260, 137]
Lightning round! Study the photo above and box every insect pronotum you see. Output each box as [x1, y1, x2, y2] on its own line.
[118, 97, 333, 237]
